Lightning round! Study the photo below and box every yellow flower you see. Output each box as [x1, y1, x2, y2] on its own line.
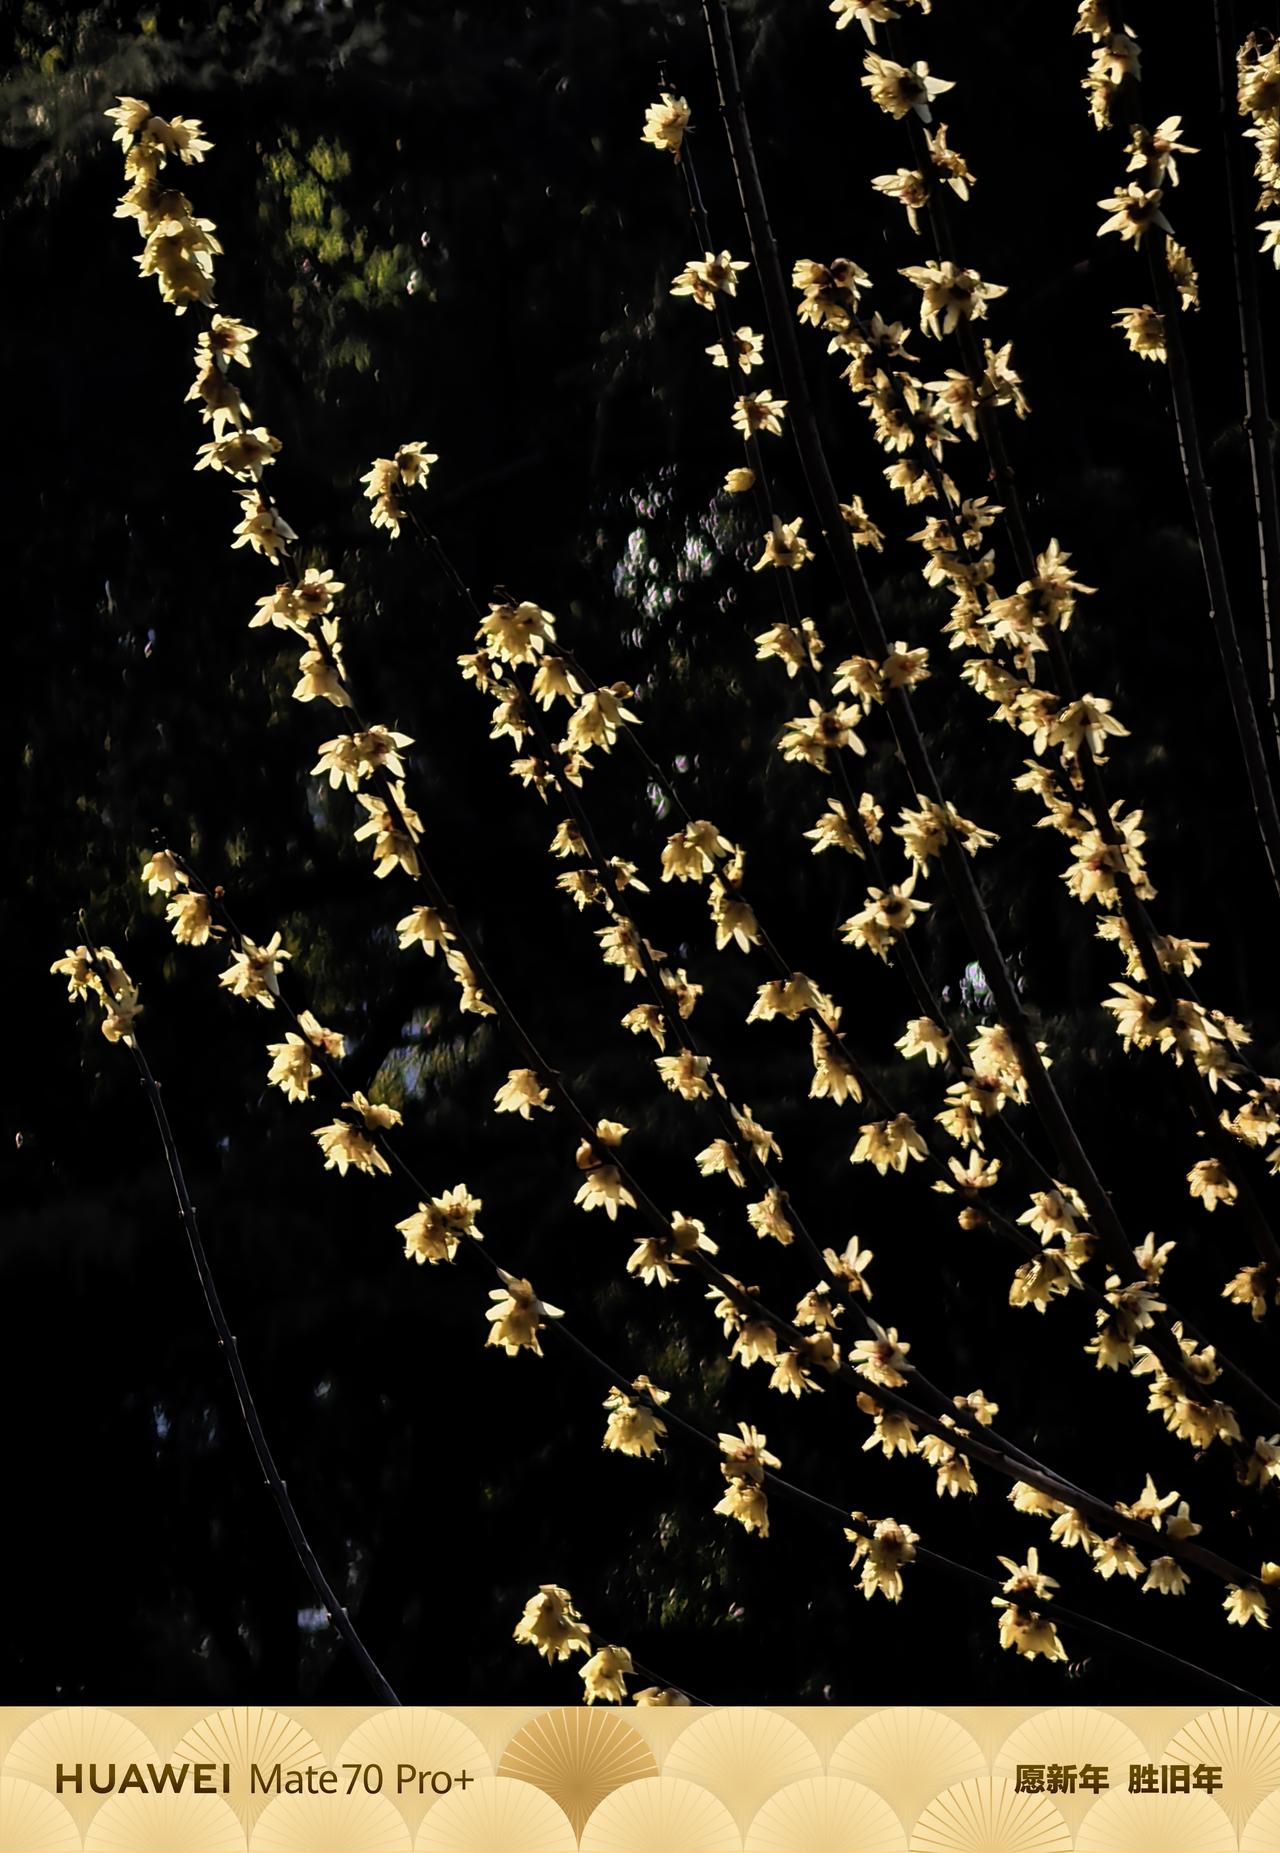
[670, 250, 749, 309]
[896, 1017, 949, 1066]
[1096, 183, 1170, 248]
[851, 1115, 927, 1175]
[1092, 1535, 1146, 1580]
[810, 1024, 862, 1106]
[1126, 115, 1197, 188]
[862, 53, 954, 123]
[141, 849, 186, 895]
[830, 0, 898, 41]
[485, 1272, 562, 1357]
[846, 1515, 919, 1601]
[574, 1145, 637, 1219]
[231, 491, 296, 561]
[1187, 1158, 1237, 1212]
[1224, 1584, 1270, 1628]
[872, 166, 931, 232]
[706, 326, 765, 372]
[297, 1010, 346, 1059]
[733, 389, 788, 437]
[313, 1121, 391, 1178]
[1116, 1473, 1178, 1529]
[195, 426, 281, 480]
[581, 1644, 633, 1704]
[494, 1068, 553, 1119]
[345, 1090, 402, 1131]
[398, 1185, 483, 1265]
[218, 931, 290, 1009]
[641, 91, 690, 160]
[724, 467, 756, 494]
[996, 1546, 1058, 1602]
[850, 1320, 911, 1385]
[266, 1033, 320, 1103]
[446, 948, 495, 1016]
[753, 516, 814, 572]
[166, 892, 215, 946]
[1114, 304, 1167, 362]
[899, 261, 1006, 337]
[197, 314, 257, 368]
[513, 1585, 590, 1661]
[747, 1189, 796, 1245]
[602, 1380, 668, 1458]
[993, 1601, 1067, 1660]
[396, 905, 454, 957]
[353, 783, 424, 879]
[1144, 1556, 1190, 1595]
[715, 1475, 770, 1536]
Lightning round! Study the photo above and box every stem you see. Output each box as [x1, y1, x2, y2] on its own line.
[1214, 0, 1280, 765]
[83, 931, 399, 1704]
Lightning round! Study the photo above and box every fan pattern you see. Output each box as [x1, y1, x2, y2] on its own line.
[0, 1703, 1272, 1849]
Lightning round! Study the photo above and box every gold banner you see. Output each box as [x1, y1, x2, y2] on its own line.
[0, 1703, 1276, 1849]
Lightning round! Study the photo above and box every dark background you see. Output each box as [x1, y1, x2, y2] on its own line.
[5, 0, 1280, 1706]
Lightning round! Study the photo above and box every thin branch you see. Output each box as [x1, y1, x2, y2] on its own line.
[78, 923, 400, 1705]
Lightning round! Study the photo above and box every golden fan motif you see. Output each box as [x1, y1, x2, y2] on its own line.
[911, 1776, 1072, 1852]
[661, 1707, 821, 1829]
[0, 1775, 81, 1853]
[1075, 1788, 1236, 1851]
[579, 1775, 741, 1852]
[248, 1787, 409, 1851]
[992, 1708, 1146, 1834]
[3, 1709, 157, 1837]
[84, 1790, 245, 1852]
[497, 1706, 656, 1839]
[413, 1777, 575, 1852]
[1242, 1786, 1280, 1850]
[744, 1775, 906, 1851]
[171, 1708, 323, 1834]
[335, 1709, 490, 1835]
[1163, 1706, 1280, 1838]
[828, 1709, 984, 1837]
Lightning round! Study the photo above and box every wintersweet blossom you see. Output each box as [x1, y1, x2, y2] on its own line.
[706, 326, 765, 372]
[513, 1585, 590, 1661]
[486, 1272, 563, 1357]
[218, 931, 290, 1008]
[641, 92, 690, 160]
[851, 1115, 927, 1174]
[602, 1379, 669, 1457]
[313, 1120, 390, 1178]
[581, 1644, 633, 1705]
[398, 1185, 483, 1265]
[1097, 183, 1171, 248]
[754, 517, 814, 572]
[900, 262, 1006, 337]
[670, 250, 749, 310]
[862, 54, 954, 123]
[847, 1515, 919, 1602]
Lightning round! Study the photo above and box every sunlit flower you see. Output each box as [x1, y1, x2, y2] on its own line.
[602, 1378, 669, 1457]
[513, 1584, 590, 1661]
[486, 1271, 562, 1356]
[641, 91, 690, 160]
[313, 1120, 391, 1177]
[581, 1643, 633, 1704]
[1097, 183, 1170, 248]
[862, 53, 954, 123]
[671, 250, 749, 310]
[706, 326, 765, 372]
[398, 1184, 483, 1265]
[218, 931, 290, 1008]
